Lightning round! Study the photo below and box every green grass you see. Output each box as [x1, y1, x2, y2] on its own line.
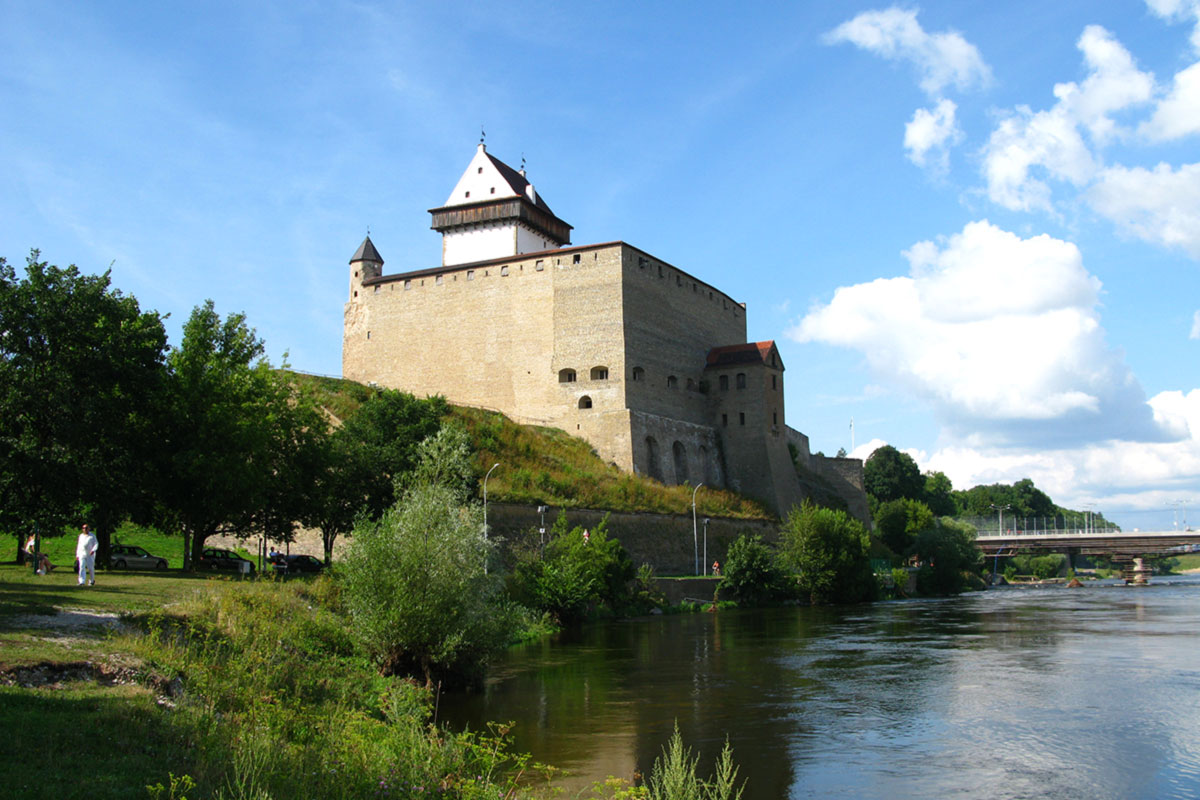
[1170, 553, 1200, 571]
[452, 405, 773, 520]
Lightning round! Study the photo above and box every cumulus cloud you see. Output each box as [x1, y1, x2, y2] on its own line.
[1140, 61, 1200, 140]
[981, 26, 1152, 211]
[825, 7, 991, 96]
[1088, 162, 1200, 258]
[789, 220, 1161, 446]
[904, 99, 961, 169]
[1145, 0, 1200, 51]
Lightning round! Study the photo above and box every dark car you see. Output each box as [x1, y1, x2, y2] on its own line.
[272, 554, 326, 576]
[110, 544, 169, 570]
[197, 547, 255, 575]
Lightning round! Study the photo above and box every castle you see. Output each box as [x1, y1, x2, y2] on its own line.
[342, 143, 866, 518]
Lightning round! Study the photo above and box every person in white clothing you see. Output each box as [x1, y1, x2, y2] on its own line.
[76, 523, 98, 586]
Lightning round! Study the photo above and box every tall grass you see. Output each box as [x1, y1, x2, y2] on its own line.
[453, 407, 771, 520]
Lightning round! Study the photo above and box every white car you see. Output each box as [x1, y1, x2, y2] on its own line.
[110, 544, 169, 570]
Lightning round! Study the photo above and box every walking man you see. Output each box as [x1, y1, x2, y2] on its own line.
[76, 523, 98, 586]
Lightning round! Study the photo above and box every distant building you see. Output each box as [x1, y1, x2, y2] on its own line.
[343, 143, 866, 518]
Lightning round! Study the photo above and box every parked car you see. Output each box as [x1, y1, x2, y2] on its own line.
[110, 544, 169, 570]
[272, 554, 326, 576]
[197, 547, 255, 575]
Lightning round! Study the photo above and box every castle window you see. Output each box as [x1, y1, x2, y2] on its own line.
[672, 441, 689, 484]
[773, 412, 778, 425]
[676, 275, 682, 287]
[772, 375, 777, 390]
[465, 191, 470, 198]
[632, 366, 645, 382]
[435, 275, 444, 285]
[578, 396, 593, 409]
[722, 414, 728, 427]
[590, 366, 609, 380]
[501, 266, 509, 276]
[719, 375, 729, 391]
[739, 412, 745, 426]
[658, 265, 663, 278]
[366, 330, 370, 340]
[467, 270, 474, 281]
[404, 280, 411, 290]
[686, 378, 695, 391]
[723, 299, 727, 309]
[354, 271, 358, 278]
[573, 253, 581, 264]
[536, 260, 544, 271]
[667, 375, 678, 389]
[478, 167, 483, 174]
[709, 291, 714, 300]
[559, 369, 577, 383]
[736, 373, 746, 389]
[693, 283, 697, 292]
[490, 187, 495, 194]
[374, 285, 379, 293]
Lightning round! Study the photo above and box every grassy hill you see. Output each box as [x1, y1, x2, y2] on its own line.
[289, 372, 774, 520]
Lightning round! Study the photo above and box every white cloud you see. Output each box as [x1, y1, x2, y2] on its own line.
[1140, 61, 1200, 140]
[1088, 162, 1200, 258]
[981, 26, 1152, 211]
[825, 7, 991, 96]
[789, 220, 1158, 444]
[1145, 0, 1200, 52]
[1191, 310, 1200, 339]
[905, 99, 962, 169]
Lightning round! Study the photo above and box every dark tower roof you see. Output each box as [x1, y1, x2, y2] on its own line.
[350, 235, 384, 265]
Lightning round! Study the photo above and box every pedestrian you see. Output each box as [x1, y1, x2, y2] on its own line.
[24, 534, 54, 574]
[76, 523, 98, 586]
[712, 560, 721, 576]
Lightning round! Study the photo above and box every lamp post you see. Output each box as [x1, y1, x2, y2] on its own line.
[483, 462, 500, 541]
[692, 483, 704, 576]
[537, 504, 548, 547]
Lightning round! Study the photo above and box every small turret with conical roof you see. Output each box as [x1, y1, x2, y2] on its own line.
[348, 234, 383, 301]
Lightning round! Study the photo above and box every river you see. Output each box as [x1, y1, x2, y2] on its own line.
[439, 576, 1200, 799]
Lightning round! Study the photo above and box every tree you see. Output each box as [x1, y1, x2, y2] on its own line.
[340, 447, 517, 686]
[913, 518, 981, 595]
[923, 470, 957, 516]
[0, 252, 168, 563]
[873, 498, 934, 556]
[863, 445, 924, 504]
[780, 502, 877, 605]
[159, 301, 309, 566]
[719, 534, 793, 606]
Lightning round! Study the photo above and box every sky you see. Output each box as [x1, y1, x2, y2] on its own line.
[2, 1, 1199, 531]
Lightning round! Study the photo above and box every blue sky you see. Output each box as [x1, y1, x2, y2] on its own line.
[3, 1, 1199, 530]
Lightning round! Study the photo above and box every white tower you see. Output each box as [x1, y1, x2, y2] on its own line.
[429, 143, 572, 267]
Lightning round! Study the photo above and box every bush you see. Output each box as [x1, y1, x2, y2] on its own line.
[779, 503, 877, 605]
[507, 513, 637, 623]
[913, 518, 981, 595]
[340, 482, 518, 686]
[719, 534, 793, 606]
[873, 498, 934, 556]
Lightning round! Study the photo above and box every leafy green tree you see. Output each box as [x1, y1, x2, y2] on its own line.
[160, 301, 309, 566]
[780, 502, 877, 604]
[955, 478, 1055, 519]
[719, 534, 793, 606]
[863, 445, 924, 504]
[873, 498, 934, 556]
[0, 252, 168, 563]
[913, 518, 982, 595]
[341, 479, 516, 686]
[507, 513, 635, 623]
[923, 470, 957, 516]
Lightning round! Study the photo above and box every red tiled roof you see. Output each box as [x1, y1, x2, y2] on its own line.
[705, 340, 780, 368]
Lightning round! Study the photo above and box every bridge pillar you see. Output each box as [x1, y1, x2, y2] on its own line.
[1125, 557, 1152, 585]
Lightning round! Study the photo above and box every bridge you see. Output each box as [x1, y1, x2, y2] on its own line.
[974, 528, 1200, 583]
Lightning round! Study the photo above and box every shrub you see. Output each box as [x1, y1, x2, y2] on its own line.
[780, 502, 877, 605]
[873, 498, 934, 557]
[913, 518, 982, 595]
[340, 482, 518, 686]
[719, 534, 793, 606]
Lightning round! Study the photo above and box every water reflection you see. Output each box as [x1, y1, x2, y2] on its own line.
[439, 577, 1200, 799]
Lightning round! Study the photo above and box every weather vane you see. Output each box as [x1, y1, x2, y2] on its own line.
[480, 125, 485, 144]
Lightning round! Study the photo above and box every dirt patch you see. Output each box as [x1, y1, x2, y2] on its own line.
[4, 608, 122, 636]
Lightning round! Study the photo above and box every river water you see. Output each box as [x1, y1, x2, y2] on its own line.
[440, 576, 1200, 799]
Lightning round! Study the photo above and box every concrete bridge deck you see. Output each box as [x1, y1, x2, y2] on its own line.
[976, 529, 1200, 558]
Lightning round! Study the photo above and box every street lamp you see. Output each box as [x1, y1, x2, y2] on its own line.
[537, 504, 549, 546]
[692, 483, 704, 576]
[483, 462, 500, 541]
